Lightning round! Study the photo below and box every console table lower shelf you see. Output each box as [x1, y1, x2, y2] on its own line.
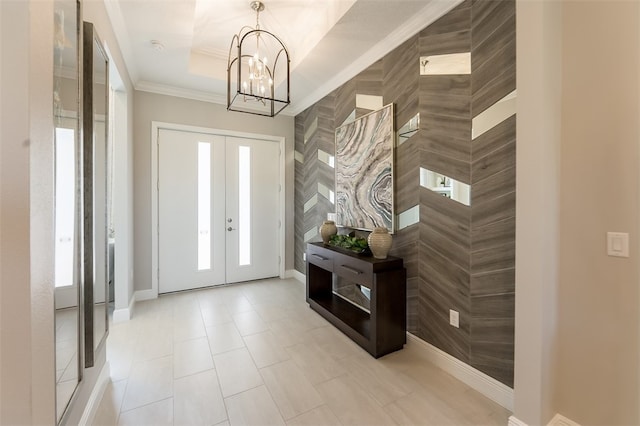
[305, 242, 407, 358]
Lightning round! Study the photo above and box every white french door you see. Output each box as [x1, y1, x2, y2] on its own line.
[157, 129, 280, 294]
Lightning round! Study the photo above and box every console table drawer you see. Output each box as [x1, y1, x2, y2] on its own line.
[334, 256, 372, 285]
[307, 244, 334, 272]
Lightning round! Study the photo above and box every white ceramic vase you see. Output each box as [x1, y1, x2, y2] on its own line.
[320, 220, 337, 244]
[368, 227, 392, 259]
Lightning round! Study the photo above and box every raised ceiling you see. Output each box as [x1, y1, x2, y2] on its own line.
[105, 0, 461, 115]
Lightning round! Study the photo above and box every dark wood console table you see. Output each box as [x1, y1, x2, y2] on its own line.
[305, 242, 407, 358]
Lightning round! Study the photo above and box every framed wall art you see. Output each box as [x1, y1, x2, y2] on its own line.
[335, 103, 394, 232]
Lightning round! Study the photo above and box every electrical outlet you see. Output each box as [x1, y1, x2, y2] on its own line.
[449, 309, 459, 328]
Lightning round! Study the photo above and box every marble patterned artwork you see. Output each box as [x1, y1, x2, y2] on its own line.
[335, 104, 394, 231]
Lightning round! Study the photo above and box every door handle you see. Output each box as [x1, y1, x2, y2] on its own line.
[227, 227, 236, 231]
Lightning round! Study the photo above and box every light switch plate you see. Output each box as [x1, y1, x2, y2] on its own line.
[449, 309, 459, 328]
[607, 232, 629, 258]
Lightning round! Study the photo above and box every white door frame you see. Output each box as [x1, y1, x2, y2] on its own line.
[149, 121, 286, 298]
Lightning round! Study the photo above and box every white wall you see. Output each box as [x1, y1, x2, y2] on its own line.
[84, 0, 136, 314]
[133, 91, 295, 292]
[514, 1, 562, 424]
[556, 2, 640, 424]
[515, 1, 640, 425]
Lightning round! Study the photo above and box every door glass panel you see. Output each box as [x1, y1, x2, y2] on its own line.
[54, 128, 75, 288]
[198, 142, 211, 270]
[238, 146, 251, 266]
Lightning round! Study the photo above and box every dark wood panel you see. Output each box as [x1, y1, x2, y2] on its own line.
[471, 241, 515, 275]
[418, 285, 470, 363]
[472, 216, 515, 251]
[470, 268, 515, 297]
[420, 149, 471, 185]
[471, 166, 515, 204]
[471, 0, 515, 51]
[471, 139, 515, 186]
[419, 241, 470, 293]
[470, 293, 515, 319]
[420, 191, 471, 250]
[472, 191, 515, 229]
[421, 2, 471, 38]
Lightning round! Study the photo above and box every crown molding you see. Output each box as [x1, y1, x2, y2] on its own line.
[136, 80, 227, 104]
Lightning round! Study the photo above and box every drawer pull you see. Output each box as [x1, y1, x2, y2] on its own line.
[340, 265, 363, 275]
[311, 254, 329, 261]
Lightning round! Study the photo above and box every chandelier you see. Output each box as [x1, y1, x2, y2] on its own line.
[227, 1, 290, 117]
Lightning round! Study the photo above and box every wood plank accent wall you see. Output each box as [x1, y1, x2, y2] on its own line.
[294, 0, 516, 387]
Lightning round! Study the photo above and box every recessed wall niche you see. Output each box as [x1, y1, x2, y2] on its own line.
[294, 0, 515, 387]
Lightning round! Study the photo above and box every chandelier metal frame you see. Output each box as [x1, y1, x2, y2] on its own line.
[227, 1, 290, 117]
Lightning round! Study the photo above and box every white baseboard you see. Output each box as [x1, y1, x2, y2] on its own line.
[407, 332, 514, 411]
[112, 293, 136, 323]
[135, 288, 157, 302]
[78, 361, 110, 426]
[508, 415, 528, 426]
[285, 269, 305, 283]
[548, 414, 580, 426]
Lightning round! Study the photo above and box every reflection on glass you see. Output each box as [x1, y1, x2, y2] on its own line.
[197, 142, 211, 270]
[332, 276, 370, 313]
[54, 0, 80, 423]
[419, 52, 471, 75]
[420, 167, 470, 206]
[397, 113, 419, 146]
[238, 146, 251, 266]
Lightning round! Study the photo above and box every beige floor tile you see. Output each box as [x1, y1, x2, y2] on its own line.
[286, 342, 347, 385]
[131, 326, 173, 363]
[213, 347, 263, 397]
[100, 278, 512, 425]
[244, 331, 291, 368]
[260, 359, 323, 420]
[286, 405, 342, 426]
[265, 319, 307, 348]
[117, 398, 173, 426]
[172, 316, 206, 342]
[232, 310, 270, 336]
[174, 369, 227, 426]
[206, 322, 246, 355]
[200, 303, 233, 327]
[340, 353, 419, 406]
[315, 375, 396, 426]
[225, 385, 286, 426]
[302, 326, 363, 360]
[92, 379, 127, 426]
[384, 389, 461, 426]
[121, 356, 173, 412]
[173, 336, 214, 378]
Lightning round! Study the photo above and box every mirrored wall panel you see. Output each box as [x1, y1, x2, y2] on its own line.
[420, 167, 470, 206]
[53, 0, 81, 422]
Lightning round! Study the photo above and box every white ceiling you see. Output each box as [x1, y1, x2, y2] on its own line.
[104, 0, 461, 116]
